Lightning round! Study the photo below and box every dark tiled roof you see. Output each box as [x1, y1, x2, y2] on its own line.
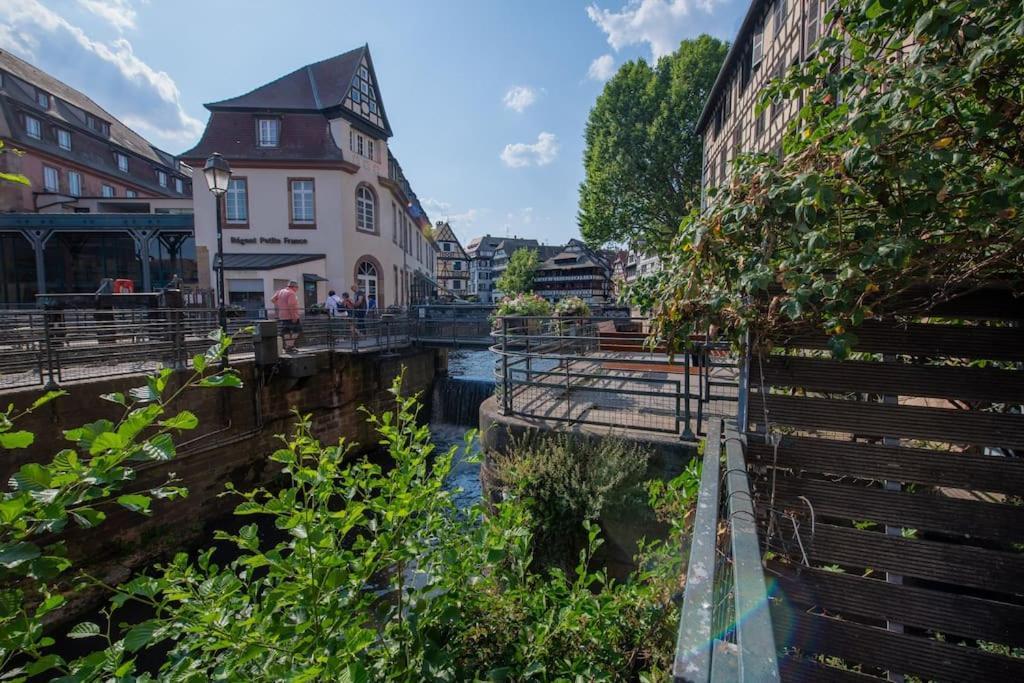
[0, 49, 180, 167]
[206, 48, 364, 112]
[183, 46, 396, 163]
[180, 111, 347, 163]
[220, 253, 326, 270]
[0, 50, 188, 194]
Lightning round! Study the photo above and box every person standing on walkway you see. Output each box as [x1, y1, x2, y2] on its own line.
[352, 286, 367, 333]
[325, 290, 343, 318]
[271, 280, 302, 354]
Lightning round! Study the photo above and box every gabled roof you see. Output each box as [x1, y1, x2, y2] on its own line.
[205, 46, 392, 138]
[432, 221, 459, 244]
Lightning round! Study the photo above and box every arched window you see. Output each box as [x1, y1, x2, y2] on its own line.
[357, 260, 378, 300]
[356, 185, 376, 233]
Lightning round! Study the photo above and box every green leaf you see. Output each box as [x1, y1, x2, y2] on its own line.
[129, 384, 159, 403]
[30, 390, 66, 410]
[100, 391, 127, 406]
[10, 463, 50, 490]
[198, 373, 243, 388]
[71, 508, 106, 528]
[68, 621, 102, 639]
[0, 431, 34, 449]
[338, 662, 368, 683]
[0, 496, 28, 524]
[89, 431, 126, 455]
[139, 433, 176, 461]
[160, 410, 198, 431]
[123, 620, 157, 652]
[192, 353, 206, 373]
[116, 494, 152, 514]
[0, 541, 40, 568]
[26, 654, 64, 676]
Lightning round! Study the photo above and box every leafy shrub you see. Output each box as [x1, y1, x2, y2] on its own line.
[490, 432, 651, 571]
[553, 296, 591, 318]
[0, 331, 241, 680]
[0, 370, 698, 681]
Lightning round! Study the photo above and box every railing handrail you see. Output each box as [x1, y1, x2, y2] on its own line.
[673, 418, 779, 682]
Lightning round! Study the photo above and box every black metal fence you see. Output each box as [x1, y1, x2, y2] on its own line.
[0, 308, 415, 390]
[491, 316, 738, 439]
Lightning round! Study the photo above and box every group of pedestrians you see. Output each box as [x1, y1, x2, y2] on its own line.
[270, 280, 377, 354]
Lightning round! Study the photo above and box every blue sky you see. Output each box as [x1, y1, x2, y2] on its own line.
[1, 0, 747, 245]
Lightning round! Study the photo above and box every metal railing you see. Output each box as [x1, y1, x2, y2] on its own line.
[674, 419, 779, 682]
[491, 316, 738, 439]
[0, 308, 415, 390]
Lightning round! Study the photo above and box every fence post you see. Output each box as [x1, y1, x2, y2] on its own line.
[736, 331, 751, 433]
[42, 309, 59, 390]
[501, 316, 510, 416]
[682, 346, 695, 441]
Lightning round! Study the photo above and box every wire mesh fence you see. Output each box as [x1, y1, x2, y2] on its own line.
[492, 316, 739, 439]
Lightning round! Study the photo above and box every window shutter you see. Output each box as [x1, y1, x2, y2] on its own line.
[752, 26, 764, 69]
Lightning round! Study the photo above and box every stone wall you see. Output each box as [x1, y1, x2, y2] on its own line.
[1, 347, 441, 621]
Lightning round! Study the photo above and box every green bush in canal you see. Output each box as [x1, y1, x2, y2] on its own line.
[490, 432, 652, 573]
[0, 365, 699, 681]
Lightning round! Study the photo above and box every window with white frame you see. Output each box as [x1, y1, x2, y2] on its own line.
[116, 152, 129, 173]
[805, 0, 820, 54]
[174, 177, 184, 194]
[367, 140, 375, 161]
[392, 202, 398, 243]
[356, 186, 375, 232]
[773, 0, 787, 37]
[752, 23, 764, 69]
[25, 115, 40, 139]
[257, 118, 280, 147]
[157, 170, 168, 187]
[126, 189, 137, 198]
[102, 184, 115, 198]
[290, 179, 315, 224]
[57, 128, 71, 151]
[43, 166, 59, 192]
[36, 90, 49, 109]
[226, 178, 248, 223]
[68, 171, 82, 196]
[357, 134, 364, 157]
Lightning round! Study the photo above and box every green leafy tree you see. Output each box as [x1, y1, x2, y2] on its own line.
[634, 0, 1024, 357]
[578, 35, 729, 252]
[495, 247, 540, 296]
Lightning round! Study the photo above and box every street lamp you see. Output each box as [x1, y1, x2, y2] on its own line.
[202, 153, 232, 347]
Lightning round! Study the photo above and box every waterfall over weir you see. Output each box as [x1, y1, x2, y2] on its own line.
[431, 377, 495, 427]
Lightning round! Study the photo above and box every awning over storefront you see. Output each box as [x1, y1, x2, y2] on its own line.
[218, 253, 326, 270]
[303, 273, 329, 282]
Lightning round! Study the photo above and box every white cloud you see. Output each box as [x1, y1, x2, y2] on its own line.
[500, 132, 559, 168]
[587, 0, 720, 60]
[587, 54, 616, 81]
[502, 85, 538, 113]
[0, 0, 203, 148]
[76, 0, 137, 32]
[422, 199, 485, 233]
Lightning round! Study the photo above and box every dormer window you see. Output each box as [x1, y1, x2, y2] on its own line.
[257, 118, 279, 147]
[157, 170, 168, 187]
[174, 177, 184, 194]
[116, 152, 129, 173]
[86, 114, 109, 137]
[36, 89, 49, 109]
[57, 128, 71, 151]
[25, 115, 41, 139]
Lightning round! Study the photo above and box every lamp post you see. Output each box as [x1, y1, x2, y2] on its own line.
[202, 153, 232, 348]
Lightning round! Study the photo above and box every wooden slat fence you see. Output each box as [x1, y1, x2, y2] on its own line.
[745, 314, 1024, 681]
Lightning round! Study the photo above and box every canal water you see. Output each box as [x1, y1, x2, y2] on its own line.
[430, 349, 498, 510]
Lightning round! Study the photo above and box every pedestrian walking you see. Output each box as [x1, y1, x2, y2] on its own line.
[271, 280, 302, 354]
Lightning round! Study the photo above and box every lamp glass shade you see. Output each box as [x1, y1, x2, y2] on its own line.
[202, 153, 232, 196]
